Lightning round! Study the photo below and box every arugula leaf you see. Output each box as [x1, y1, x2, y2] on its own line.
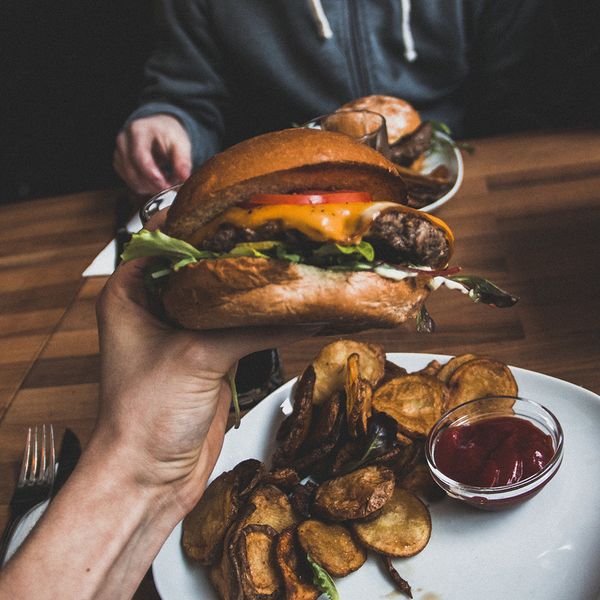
[429, 120, 452, 136]
[227, 371, 241, 429]
[428, 120, 475, 155]
[121, 229, 215, 263]
[307, 554, 339, 600]
[275, 244, 302, 263]
[456, 141, 475, 154]
[313, 241, 375, 262]
[225, 243, 271, 258]
[339, 418, 395, 474]
[326, 261, 375, 272]
[447, 275, 519, 308]
[416, 304, 435, 333]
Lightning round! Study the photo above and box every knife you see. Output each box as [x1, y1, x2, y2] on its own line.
[114, 194, 133, 268]
[51, 428, 82, 498]
[0, 429, 81, 566]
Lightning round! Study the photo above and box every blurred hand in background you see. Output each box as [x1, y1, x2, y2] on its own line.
[113, 114, 192, 195]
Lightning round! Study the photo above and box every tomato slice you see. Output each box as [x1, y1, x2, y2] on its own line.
[248, 190, 373, 205]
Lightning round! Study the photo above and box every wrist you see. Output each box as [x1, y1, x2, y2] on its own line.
[1, 432, 185, 600]
[82, 428, 189, 525]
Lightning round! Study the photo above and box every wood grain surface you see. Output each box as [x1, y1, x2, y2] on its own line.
[1, 130, 599, 598]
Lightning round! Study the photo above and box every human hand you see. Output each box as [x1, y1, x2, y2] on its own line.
[0, 211, 317, 599]
[113, 114, 192, 195]
[93, 212, 311, 514]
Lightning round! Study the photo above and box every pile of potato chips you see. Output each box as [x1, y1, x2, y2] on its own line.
[182, 340, 518, 599]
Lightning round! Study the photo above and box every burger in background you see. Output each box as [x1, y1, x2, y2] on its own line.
[338, 95, 432, 170]
[337, 95, 463, 208]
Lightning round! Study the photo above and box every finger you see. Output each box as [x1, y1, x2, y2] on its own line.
[197, 325, 320, 371]
[129, 134, 170, 193]
[114, 133, 154, 194]
[169, 140, 192, 184]
[101, 258, 153, 313]
[115, 148, 156, 195]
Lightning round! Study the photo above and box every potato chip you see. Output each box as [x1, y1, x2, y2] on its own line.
[417, 359, 442, 377]
[242, 484, 298, 533]
[372, 374, 446, 438]
[275, 527, 320, 600]
[437, 353, 478, 384]
[273, 366, 316, 466]
[182, 458, 263, 565]
[305, 391, 343, 449]
[446, 358, 518, 411]
[236, 524, 280, 599]
[235, 458, 266, 499]
[398, 462, 446, 502]
[345, 353, 373, 438]
[352, 488, 431, 557]
[261, 467, 301, 492]
[381, 556, 412, 599]
[314, 465, 395, 521]
[379, 360, 408, 386]
[292, 403, 344, 478]
[289, 481, 319, 519]
[209, 503, 257, 600]
[329, 440, 363, 477]
[297, 519, 367, 577]
[312, 340, 385, 405]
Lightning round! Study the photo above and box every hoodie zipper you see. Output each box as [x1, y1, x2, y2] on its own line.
[347, 0, 370, 97]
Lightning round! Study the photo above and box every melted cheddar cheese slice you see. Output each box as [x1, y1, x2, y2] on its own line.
[190, 202, 453, 247]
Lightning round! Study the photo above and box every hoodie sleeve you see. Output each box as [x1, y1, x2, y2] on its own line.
[125, 0, 228, 167]
[464, 0, 561, 135]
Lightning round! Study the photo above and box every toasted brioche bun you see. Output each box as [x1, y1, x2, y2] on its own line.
[338, 96, 421, 145]
[162, 257, 430, 331]
[165, 128, 407, 240]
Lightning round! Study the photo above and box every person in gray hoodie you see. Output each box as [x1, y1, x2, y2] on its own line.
[114, 0, 552, 194]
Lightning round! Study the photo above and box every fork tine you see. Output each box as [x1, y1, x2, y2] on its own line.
[17, 427, 33, 485]
[46, 425, 56, 486]
[30, 425, 39, 484]
[40, 424, 47, 479]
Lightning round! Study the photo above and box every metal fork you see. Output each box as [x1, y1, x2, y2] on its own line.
[0, 425, 56, 565]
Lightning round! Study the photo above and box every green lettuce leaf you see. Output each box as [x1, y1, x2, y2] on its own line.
[121, 229, 216, 263]
[307, 554, 339, 600]
[123, 230, 380, 281]
[313, 241, 375, 263]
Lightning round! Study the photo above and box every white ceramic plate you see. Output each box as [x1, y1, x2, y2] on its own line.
[419, 132, 464, 213]
[153, 354, 600, 600]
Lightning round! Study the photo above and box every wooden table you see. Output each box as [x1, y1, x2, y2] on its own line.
[1, 129, 599, 597]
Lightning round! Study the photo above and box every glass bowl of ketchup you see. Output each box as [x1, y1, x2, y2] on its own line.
[425, 396, 564, 510]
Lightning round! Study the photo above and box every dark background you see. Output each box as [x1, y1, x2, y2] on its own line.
[1, 0, 598, 205]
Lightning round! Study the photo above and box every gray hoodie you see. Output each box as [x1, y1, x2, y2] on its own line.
[127, 0, 551, 167]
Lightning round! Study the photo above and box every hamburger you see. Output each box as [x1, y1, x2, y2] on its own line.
[122, 128, 515, 332]
[338, 95, 433, 170]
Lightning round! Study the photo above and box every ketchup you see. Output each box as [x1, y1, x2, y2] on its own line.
[434, 416, 555, 487]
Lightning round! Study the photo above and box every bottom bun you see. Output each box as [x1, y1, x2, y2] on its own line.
[161, 257, 430, 331]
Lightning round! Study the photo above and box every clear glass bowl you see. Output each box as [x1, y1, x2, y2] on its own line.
[425, 397, 564, 510]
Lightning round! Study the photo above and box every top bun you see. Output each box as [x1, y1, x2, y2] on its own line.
[165, 128, 407, 240]
[338, 96, 421, 145]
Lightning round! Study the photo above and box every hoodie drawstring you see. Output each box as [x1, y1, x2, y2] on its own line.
[308, 0, 333, 40]
[308, 0, 416, 63]
[401, 0, 417, 62]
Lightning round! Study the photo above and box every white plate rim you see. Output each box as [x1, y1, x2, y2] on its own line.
[420, 132, 464, 213]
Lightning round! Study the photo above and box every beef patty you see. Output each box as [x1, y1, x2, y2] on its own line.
[200, 209, 450, 268]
